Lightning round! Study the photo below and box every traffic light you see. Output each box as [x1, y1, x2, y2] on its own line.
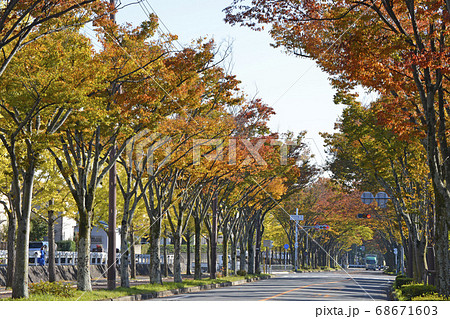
[315, 224, 330, 230]
[357, 213, 372, 219]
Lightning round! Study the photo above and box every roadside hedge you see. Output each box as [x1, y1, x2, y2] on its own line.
[398, 284, 437, 300]
[394, 275, 414, 289]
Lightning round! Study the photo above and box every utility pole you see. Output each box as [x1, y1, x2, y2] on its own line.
[305, 231, 309, 268]
[108, 144, 117, 290]
[107, 0, 117, 291]
[210, 193, 218, 279]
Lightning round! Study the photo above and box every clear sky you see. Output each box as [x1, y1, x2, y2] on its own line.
[114, 0, 347, 168]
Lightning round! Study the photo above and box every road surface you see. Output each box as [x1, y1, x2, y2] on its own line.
[151, 269, 393, 301]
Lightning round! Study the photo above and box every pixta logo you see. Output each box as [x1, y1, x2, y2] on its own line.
[125, 129, 172, 175]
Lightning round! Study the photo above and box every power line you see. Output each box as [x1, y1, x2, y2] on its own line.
[137, 0, 184, 52]
[141, 0, 184, 51]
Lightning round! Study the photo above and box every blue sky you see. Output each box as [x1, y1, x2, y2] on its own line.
[114, 0, 348, 167]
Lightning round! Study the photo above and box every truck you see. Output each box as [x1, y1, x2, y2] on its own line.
[365, 254, 378, 270]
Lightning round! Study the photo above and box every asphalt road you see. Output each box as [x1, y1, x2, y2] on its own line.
[152, 269, 393, 301]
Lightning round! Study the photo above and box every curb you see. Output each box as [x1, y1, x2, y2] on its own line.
[294, 269, 340, 273]
[108, 276, 270, 301]
[386, 281, 397, 301]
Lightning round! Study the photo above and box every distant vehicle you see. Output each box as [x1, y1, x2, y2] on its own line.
[365, 254, 377, 270]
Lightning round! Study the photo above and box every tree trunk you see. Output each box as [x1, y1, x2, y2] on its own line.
[406, 236, 414, 278]
[247, 228, 255, 275]
[12, 163, 35, 299]
[255, 219, 262, 274]
[230, 236, 237, 274]
[77, 211, 92, 291]
[173, 232, 182, 283]
[426, 245, 435, 286]
[239, 238, 246, 272]
[120, 220, 130, 288]
[194, 220, 202, 279]
[47, 209, 56, 283]
[206, 237, 210, 273]
[6, 209, 16, 288]
[149, 218, 162, 284]
[433, 191, 449, 296]
[415, 238, 427, 283]
[186, 232, 191, 276]
[424, 85, 450, 296]
[163, 230, 168, 277]
[247, 221, 256, 275]
[130, 228, 136, 279]
[222, 235, 228, 277]
[12, 213, 30, 298]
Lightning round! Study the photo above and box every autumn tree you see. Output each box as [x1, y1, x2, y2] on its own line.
[225, 0, 450, 295]
[0, 0, 108, 76]
[47, 17, 198, 291]
[323, 94, 434, 283]
[0, 27, 104, 298]
[31, 151, 76, 282]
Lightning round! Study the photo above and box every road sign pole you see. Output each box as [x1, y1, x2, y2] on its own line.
[400, 245, 404, 275]
[295, 208, 298, 272]
[269, 247, 272, 274]
[284, 248, 287, 270]
[393, 247, 398, 274]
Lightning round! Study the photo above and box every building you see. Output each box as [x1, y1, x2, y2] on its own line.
[74, 224, 121, 252]
[54, 214, 77, 242]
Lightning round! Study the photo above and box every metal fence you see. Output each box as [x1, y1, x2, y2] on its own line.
[0, 250, 174, 266]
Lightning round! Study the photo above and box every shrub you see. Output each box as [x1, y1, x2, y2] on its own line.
[383, 266, 395, 275]
[399, 284, 437, 301]
[56, 240, 76, 252]
[412, 293, 449, 301]
[236, 270, 247, 276]
[394, 275, 414, 289]
[29, 281, 76, 298]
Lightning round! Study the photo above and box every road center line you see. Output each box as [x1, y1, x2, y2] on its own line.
[259, 279, 349, 301]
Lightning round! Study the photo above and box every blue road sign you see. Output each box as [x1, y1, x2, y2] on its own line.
[284, 244, 289, 249]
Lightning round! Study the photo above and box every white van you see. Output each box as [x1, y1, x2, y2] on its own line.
[29, 241, 48, 261]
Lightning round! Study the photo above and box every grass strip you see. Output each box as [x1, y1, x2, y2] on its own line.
[4, 275, 266, 301]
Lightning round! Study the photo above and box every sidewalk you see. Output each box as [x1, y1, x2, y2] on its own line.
[0, 274, 224, 300]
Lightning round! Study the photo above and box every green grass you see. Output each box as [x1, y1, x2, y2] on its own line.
[4, 275, 265, 301]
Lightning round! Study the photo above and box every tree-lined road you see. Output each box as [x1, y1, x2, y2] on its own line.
[153, 270, 393, 301]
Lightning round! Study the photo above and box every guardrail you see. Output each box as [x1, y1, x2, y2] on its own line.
[347, 264, 366, 268]
[132, 254, 174, 265]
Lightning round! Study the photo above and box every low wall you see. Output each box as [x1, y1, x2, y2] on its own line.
[0, 264, 151, 286]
